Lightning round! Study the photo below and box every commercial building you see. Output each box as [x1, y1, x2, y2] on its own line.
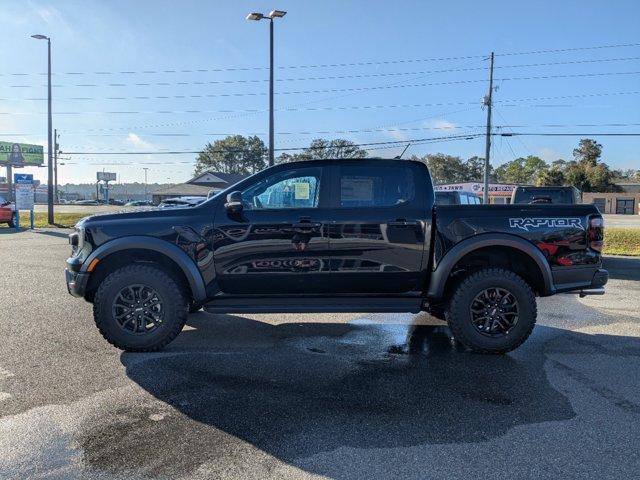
[434, 182, 519, 204]
[151, 171, 247, 205]
[583, 183, 640, 215]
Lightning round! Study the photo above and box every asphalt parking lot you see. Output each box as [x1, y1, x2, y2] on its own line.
[1, 229, 639, 479]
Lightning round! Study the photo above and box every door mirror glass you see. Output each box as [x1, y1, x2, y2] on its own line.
[225, 191, 243, 214]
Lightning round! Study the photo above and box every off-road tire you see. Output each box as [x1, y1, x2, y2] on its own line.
[445, 268, 537, 354]
[93, 264, 188, 352]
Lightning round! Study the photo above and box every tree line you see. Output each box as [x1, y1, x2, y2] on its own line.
[194, 136, 635, 193]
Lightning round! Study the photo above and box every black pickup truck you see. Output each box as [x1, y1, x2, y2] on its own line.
[65, 159, 607, 353]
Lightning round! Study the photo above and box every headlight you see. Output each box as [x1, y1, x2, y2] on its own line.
[69, 225, 85, 256]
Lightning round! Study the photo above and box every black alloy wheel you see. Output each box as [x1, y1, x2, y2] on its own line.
[469, 287, 519, 337]
[112, 284, 164, 335]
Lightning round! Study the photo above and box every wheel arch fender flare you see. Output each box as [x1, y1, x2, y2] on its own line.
[82, 236, 207, 303]
[426, 233, 554, 299]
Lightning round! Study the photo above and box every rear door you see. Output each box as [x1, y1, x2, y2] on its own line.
[327, 161, 430, 294]
[212, 164, 331, 294]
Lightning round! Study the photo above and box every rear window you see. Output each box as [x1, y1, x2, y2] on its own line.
[338, 164, 415, 208]
[513, 188, 573, 204]
[435, 192, 457, 205]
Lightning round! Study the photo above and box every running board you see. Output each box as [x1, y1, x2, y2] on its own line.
[203, 296, 423, 314]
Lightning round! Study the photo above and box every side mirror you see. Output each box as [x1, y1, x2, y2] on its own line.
[225, 191, 243, 214]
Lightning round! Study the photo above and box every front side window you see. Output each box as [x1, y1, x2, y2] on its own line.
[338, 164, 415, 208]
[241, 166, 322, 210]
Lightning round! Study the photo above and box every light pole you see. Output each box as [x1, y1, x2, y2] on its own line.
[31, 34, 54, 223]
[143, 167, 149, 201]
[246, 10, 286, 166]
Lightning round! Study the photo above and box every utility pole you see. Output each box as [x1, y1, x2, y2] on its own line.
[31, 34, 54, 222]
[143, 167, 149, 201]
[269, 17, 274, 166]
[54, 129, 59, 204]
[483, 52, 494, 205]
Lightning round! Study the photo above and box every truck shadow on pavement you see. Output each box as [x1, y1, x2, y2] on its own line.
[73, 312, 640, 479]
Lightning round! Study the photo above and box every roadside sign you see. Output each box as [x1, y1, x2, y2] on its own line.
[14, 173, 34, 210]
[1, 142, 44, 167]
[97, 171, 117, 182]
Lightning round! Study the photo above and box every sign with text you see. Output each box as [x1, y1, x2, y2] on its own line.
[1, 142, 44, 167]
[14, 173, 34, 210]
[97, 171, 117, 182]
[434, 182, 517, 197]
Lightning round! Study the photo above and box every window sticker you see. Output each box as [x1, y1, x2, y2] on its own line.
[294, 182, 310, 200]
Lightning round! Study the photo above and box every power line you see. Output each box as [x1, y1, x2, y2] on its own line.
[4, 122, 640, 139]
[3, 42, 639, 77]
[6, 56, 640, 89]
[496, 132, 640, 137]
[6, 70, 640, 102]
[4, 90, 639, 115]
[60, 134, 484, 155]
[57, 131, 639, 156]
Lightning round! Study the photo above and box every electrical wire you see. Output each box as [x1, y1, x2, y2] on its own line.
[3, 41, 638, 77]
[4, 90, 639, 115]
[5, 57, 640, 89]
[6, 70, 640, 102]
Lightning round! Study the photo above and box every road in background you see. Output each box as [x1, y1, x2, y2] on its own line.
[33, 204, 132, 213]
[0, 229, 639, 479]
[602, 214, 640, 228]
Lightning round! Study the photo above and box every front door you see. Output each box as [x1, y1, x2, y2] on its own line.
[327, 161, 429, 294]
[212, 164, 331, 294]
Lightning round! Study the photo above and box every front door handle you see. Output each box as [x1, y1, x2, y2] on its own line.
[388, 219, 419, 227]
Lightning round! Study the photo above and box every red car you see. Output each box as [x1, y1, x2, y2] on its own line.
[0, 195, 16, 227]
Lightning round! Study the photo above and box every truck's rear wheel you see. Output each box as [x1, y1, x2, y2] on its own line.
[445, 268, 536, 354]
[93, 264, 188, 352]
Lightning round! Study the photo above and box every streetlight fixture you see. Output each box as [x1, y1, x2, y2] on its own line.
[31, 34, 54, 224]
[246, 9, 287, 166]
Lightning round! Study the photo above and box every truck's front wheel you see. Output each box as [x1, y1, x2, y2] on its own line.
[446, 268, 536, 354]
[93, 264, 188, 352]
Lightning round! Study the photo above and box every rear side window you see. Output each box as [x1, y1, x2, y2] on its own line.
[338, 164, 415, 208]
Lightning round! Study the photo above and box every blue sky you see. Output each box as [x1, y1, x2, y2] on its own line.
[1, 0, 639, 184]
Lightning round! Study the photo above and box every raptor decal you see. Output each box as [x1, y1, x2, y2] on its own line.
[509, 217, 583, 232]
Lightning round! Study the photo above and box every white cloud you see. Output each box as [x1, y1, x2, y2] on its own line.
[538, 147, 561, 162]
[423, 119, 458, 132]
[125, 133, 153, 150]
[387, 129, 409, 142]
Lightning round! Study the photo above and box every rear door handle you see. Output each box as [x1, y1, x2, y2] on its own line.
[388, 219, 419, 227]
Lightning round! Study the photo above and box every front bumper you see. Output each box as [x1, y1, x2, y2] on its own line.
[65, 257, 89, 298]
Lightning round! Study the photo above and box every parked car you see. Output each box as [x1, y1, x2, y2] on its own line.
[511, 186, 581, 205]
[65, 159, 607, 353]
[0, 196, 16, 227]
[74, 199, 101, 206]
[125, 200, 153, 207]
[435, 191, 482, 205]
[107, 199, 125, 206]
[158, 196, 207, 208]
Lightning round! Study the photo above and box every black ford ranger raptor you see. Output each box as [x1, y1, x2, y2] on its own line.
[65, 159, 608, 353]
